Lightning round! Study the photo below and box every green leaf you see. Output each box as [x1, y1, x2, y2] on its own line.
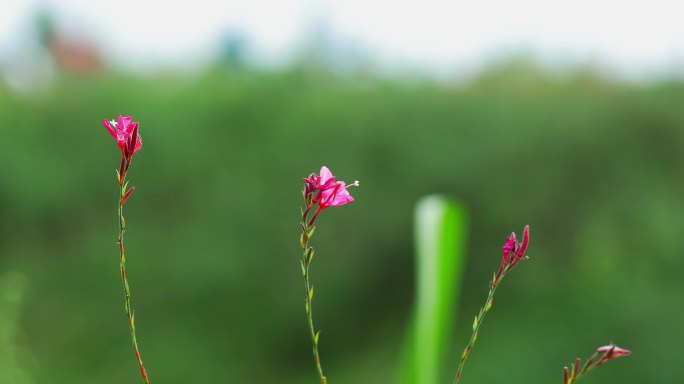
[307, 227, 316, 239]
[300, 260, 306, 277]
[399, 195, 468, 384]
[472, 316, 478, 331]
[309, 285, 314, 301]
[307, 247, 315, 264]
[314, 331, 320, 345]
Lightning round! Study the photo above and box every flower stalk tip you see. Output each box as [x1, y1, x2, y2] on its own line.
[563, 344, 631, 384]
[454, 226, 531, 383]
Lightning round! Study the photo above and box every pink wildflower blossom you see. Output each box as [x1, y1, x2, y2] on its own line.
[304, 166, 358, 210]
[103, 115, 142, 185]
[103, 115, 142, 157]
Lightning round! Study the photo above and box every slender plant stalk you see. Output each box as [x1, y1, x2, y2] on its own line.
[454, 226, 529, 384]
[454, 272, 505, 383]
[118, 177, 150, 384]
[300, 205, 327, 384]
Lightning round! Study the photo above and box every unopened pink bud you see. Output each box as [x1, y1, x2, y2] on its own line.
[597, 345, 631, 359]
[518, 225, 530, 256]
[502, 232, 516, 259]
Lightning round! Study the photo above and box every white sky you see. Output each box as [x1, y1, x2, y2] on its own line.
[1, 0, 684, 77]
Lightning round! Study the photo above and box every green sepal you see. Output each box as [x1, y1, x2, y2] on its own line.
[472, 316, 478, 331]
[309, 285, 314, 301]
[314, 331, 320, 345]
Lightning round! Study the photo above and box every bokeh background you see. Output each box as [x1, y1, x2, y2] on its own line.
[1, 1, 683, 383]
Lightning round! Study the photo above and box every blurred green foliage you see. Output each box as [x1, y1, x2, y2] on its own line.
[401, 196, 467, 384]
[0, 62, 683, 383]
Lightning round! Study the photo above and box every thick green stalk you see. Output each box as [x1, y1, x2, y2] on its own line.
[118, 179, 150, 384]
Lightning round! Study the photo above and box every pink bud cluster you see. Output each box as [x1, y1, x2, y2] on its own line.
[494, 225, 530, 286]
[563, 344, 631, 384]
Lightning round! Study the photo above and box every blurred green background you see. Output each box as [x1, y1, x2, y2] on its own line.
[1, 60, 683, 383]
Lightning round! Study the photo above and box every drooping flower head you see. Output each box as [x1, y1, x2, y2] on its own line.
[103, 115, 142, 157]
[304, 166, 358, 214]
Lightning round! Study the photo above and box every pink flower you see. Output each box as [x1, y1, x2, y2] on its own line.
[103, 115, 142, 156]
[304, 166, 358, 210]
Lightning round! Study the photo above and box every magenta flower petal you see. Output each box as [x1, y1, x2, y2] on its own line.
[118, 115, 132, 131]
[502, 232, 516, 259]
[103, 120, 116, 139]
[319, 166, 334, 185]
[320, 181, 356, 208]
[332, 183, 355, 206]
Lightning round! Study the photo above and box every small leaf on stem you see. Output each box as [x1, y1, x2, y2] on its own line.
[307, 247, 315, 264]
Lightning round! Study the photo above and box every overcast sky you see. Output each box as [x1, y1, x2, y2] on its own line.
[2, 0, 684, 78]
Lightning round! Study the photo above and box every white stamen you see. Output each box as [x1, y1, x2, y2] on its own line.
[110, 119, 118, 128]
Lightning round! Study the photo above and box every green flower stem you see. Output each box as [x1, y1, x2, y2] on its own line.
[118, 178, 150, 384]
[300, 205, 327, 384]
[453, 272, 502, 384]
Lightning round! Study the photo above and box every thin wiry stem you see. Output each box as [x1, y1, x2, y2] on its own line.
[300, 202, 327, 384]
[453, 272, 506, 383]
[118, 179, 149, 384]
